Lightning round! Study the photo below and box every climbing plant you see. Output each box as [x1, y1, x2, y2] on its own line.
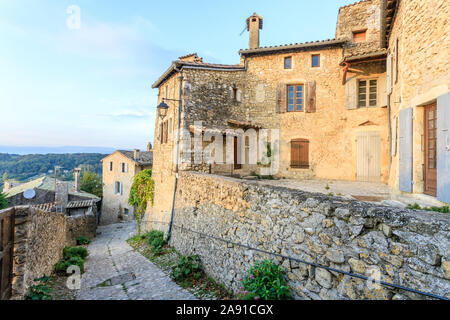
[128, 169, 154, 236]
[0, 192, 7, 210]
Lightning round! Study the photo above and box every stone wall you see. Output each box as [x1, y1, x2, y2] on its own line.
[12, 206, 66, 299]
[336, 0, 383, 56]
[155, 172, 450, 300]
[7, 206, 97, 299]
[66, 209, 97, 246]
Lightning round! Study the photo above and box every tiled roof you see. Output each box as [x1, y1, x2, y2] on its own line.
[5, 176, 100, 200]
[178, 53, 198, 60]
[117, 150, 153, 166]
[67, 199, 96, 209]
[239, 38, 346, 56]
[33, 202, 56, 212]
[341, 49, 388, 64]
[152, 60, 245, 88]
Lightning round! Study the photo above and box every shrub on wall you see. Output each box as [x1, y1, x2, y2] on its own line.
[0, 192, 7, 210]
[239, 260, 291, 300]
[128, 169, 154, 236]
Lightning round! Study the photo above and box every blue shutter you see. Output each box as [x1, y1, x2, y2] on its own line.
[437, 92, 450, 204]
[399, 107, 413, 192]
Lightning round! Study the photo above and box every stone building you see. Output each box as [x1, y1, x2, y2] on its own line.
[384, 0, 450, 204]
[5, 171, 100, 209]
[148, 0, 449, 228]
[101, 146, 153, 225]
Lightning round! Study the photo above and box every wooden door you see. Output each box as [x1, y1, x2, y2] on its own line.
[0, 209, 14, 300]
[356, 131, 381, 182]
[233, 136, 241, 170]
[424, 102, 437, 196]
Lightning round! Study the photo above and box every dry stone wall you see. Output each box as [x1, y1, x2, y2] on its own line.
[9, 206, 96, 299]
[166, 172, 450, 300]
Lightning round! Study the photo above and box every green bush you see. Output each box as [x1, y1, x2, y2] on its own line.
[171, 255, 202, 282]
[54, 246, 88, 274]
[25, 276, 52, 300]
[239, 260, 291, 300]
[76, 236, 91, 245]
[145, 230, 167, 252]
[63, 246, 89, 260]
[407, 203, 449, 213]
[54, 256, 85, 274]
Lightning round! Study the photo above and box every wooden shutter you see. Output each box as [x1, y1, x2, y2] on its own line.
[120, 182, 123, 195]
[345, 77, 357, 109]
[399, 107, 413, 192]
[114, 182, 117, 194]
[393, 38, 398, 84]
[276, 83, 286, 113]
[305, 81, 316, 113]
[290, 139, 309, 168]
[387, 53, 392, 95]
[379, 74, 387, 107]
[437, 92, 450, 203]
[391, 116, 397, 156]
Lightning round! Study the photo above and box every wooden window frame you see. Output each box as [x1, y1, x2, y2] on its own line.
[286, 84, 304, 112]
[358, 78, 378, 108]
[290, 139, 310, 169]
[353, 29, 367, 43]
[109, 161, 113, 171]
[284, 56, 292, 69]
[163, 120, 168, 144]
[311, 54, 320, 68]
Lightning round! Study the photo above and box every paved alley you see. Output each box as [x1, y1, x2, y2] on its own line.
[76, 221, 196, 300]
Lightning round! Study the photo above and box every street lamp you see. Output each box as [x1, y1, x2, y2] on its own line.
[157, 100, 169, 119]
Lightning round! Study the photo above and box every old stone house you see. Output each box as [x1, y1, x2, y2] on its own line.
[149, 0, 449, 226]
[5, 171, 100, 209]
[101, 146, 153, 225]
[384, 0, 449, 204]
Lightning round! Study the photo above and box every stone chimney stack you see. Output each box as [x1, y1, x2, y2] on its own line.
[147, 142, 152, 152]
[247, 13, 263, 49]
[134, 149, 140, 160]
[74, 168, 81, 192]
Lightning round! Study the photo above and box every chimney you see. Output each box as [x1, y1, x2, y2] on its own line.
[134, 149, 140, 160]
[147, 142, 152, 152]
[74, 168, 81, 192]
[247, 13, 263, 49]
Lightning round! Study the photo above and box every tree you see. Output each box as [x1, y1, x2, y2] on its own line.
[80, 171, 103, 198]
[128, 169, 154, 236]
[0, 192, 8, 210]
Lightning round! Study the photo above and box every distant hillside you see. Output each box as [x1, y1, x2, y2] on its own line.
[0, 153, 106, 183]
[0, 146, 115, 155]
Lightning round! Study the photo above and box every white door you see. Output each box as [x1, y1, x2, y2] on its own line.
[356, 131, 381, 182]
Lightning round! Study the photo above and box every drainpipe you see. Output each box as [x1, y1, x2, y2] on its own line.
[167, 67, 183, 242]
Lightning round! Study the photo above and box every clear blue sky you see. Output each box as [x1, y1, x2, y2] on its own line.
[0, 0, 356, 150]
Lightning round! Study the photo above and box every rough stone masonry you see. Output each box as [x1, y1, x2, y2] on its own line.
[162, 172, 450, 300]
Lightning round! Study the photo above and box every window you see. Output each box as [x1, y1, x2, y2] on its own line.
[109, 161, 113, 171]
[124, 208, 129, 215]
[114, 181, 122, 195]
[358, 79, 377, 107]
[121, 163, 128, 173]
[284, 57, 292, 69]
[312, 54, 320, 67]
[165, 85, 169, 99]
[291, 139, 309, 168]
[160, 123, 164, 144]
[287, 84, 304, 111]
[353, 30, 366, 43]
[163, 120, 168, 144]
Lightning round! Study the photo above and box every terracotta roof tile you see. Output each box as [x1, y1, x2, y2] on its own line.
[239, 38, 346, 55]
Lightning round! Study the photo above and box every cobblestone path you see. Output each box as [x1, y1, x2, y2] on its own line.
[77, 221, 196, 300]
